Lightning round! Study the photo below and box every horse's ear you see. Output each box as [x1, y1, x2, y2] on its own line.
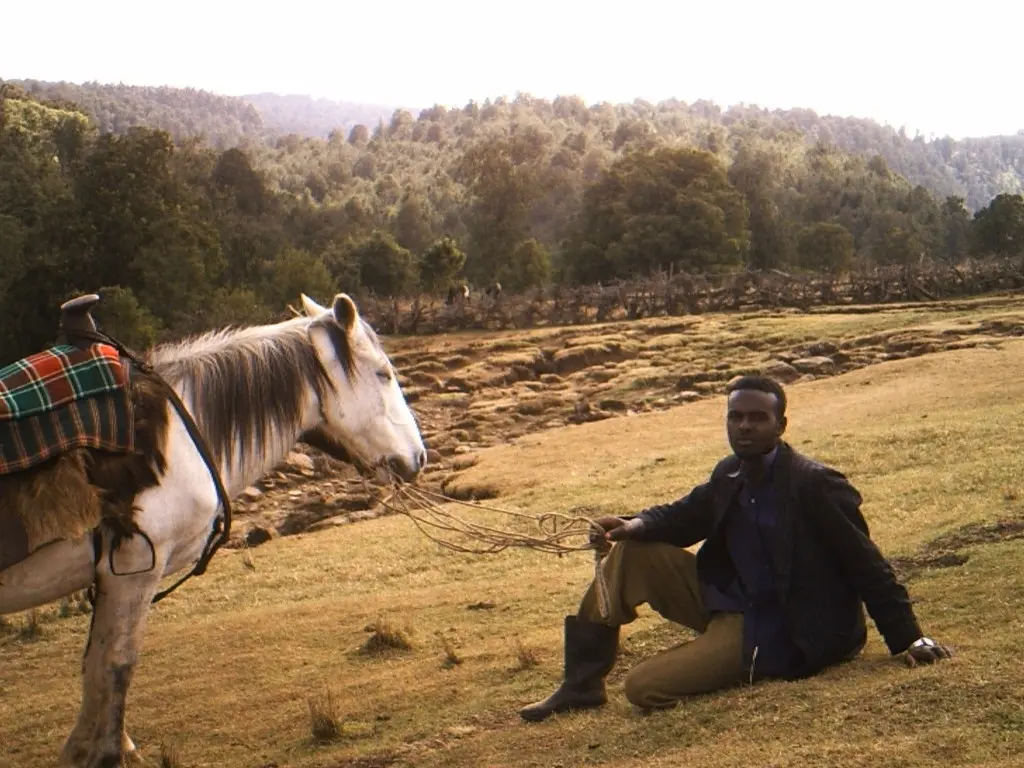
[332, 293, 358, 332]
[300, 293, 327, 318]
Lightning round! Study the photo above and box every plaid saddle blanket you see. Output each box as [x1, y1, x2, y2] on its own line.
[0, 343, 135, 476]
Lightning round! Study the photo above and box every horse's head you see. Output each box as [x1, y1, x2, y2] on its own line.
[297, 292, 426, 484]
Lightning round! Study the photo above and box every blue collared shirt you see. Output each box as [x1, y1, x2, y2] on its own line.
[702, 446, 803, 678]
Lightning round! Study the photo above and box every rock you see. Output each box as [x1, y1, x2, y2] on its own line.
[598, 398, 628, 412]
[239, 486, 263, 502]
[509, 364, 537, 382]
[675, 390, 702, 402]
[444, 376, 476, 393]
[759, 359, 801, 383]
[791, 356, 835, 375]
[244, 526, 274, 548]
[331, 493, 375, 512]
[425, 448, 443, 464]
[452, 454, 479, 470]
[284, 452, 315, 474]
[806, 341, 839, 357]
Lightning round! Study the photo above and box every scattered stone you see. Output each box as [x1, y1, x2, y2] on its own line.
[284, 452, 315, 474]
[675, 390, 702, 402]
[444, 376, 476, 393]
[791, 356, 835, 375]
[806, 341, 839, 356]
[239, 486, 263, 502]
[244, 526, 274, 548]
[759, 359, 801, 383]
[452, 454, 479, 470]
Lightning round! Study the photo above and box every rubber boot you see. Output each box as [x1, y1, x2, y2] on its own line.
[519, 615, 619, 722]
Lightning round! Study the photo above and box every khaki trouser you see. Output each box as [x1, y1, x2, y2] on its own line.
[578, 540, 746, 708]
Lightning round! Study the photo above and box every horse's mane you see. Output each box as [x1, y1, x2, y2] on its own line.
[147, 316, 354, 475]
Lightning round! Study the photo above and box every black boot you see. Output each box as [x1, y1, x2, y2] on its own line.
[518, 615, 619, 722]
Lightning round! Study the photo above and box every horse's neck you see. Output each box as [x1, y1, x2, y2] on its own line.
[172, 364, 321, 500]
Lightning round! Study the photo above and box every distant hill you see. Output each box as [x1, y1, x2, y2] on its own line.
[241, 92, 408, 139]
[3, 78, 1023, 210]
[5, 78, 266, 147]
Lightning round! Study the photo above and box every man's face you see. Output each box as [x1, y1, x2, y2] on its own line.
[726, 389, 786, 460]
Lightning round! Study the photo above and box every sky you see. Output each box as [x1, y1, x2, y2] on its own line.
[3, 0, 1021, 140]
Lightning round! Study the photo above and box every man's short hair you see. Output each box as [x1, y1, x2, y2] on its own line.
[726, 375, 787, 419]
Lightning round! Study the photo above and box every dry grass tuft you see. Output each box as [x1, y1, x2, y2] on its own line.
[512, 637, 540, 671]
[361, 615, 413, 655]
[438, 632, 463, 669]
[307, 687, 343, 744]
[17, 610, 42, 642]
[159, 741, 184, 768]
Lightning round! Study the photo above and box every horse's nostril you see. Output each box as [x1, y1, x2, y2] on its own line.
[387, 455, 421, 483]
[417, 449, 427, 469]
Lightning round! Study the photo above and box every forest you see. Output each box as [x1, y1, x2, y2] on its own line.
[1, 79, 1023, 364]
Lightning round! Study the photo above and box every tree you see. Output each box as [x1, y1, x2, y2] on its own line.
[419, 236, 466, 293]
[971, 193, 1024, 257]
[940, 196, 971, 261]
[93, 285, 161, 350]
[394, 192, 437, 255]
[728, 139, 793, 270]
[262, 247, 336, 310]
[795, 222, 854, 273]
[504, 239, 552, 291]
[455, 133, 549, 282]
[566, 146, 750, 283]
[349, 231, 418, 297]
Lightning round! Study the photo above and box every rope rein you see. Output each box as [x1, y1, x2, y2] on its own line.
[367, 480, 613, 620]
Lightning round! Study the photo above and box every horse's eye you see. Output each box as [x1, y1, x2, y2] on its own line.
[376, 369, 393, 383]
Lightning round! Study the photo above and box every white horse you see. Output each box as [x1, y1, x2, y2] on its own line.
[0, 292, 426, 767]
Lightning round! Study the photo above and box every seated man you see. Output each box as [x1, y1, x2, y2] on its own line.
[520, 375, 952, 721]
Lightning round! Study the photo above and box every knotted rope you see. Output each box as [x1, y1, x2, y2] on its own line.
[367, 480, 612, 620]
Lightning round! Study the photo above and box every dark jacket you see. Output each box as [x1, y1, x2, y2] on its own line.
[630, 441, 923, 679]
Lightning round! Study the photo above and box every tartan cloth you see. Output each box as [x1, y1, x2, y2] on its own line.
[0, 344, 135, 476]
[0, 343, 128, 421]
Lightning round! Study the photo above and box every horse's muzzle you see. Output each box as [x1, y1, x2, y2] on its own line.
[387, 450, 426, 484]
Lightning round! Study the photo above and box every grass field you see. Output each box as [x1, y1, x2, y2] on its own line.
[3, 297, 1024, 768]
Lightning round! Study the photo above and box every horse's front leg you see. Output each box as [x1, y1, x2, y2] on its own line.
[60, 529, 165, 768]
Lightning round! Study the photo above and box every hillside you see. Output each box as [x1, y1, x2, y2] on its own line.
[4, 298, 1024, 767]
[4, 78, 1023, 210]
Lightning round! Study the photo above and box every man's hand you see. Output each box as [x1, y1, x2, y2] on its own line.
[902, 637, 954, 668]
[589, 516, 644, 549]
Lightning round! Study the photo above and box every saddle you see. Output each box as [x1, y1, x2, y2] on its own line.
[0, 296, 137, 572]
[0, 296, 135, 477]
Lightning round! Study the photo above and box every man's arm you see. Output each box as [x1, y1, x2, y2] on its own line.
[613, 471, 718, 548]
[806, 466, 924, 655]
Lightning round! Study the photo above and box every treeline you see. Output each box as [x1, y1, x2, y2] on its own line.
[2, 83, 1023, 367]
[7, 79, 1024, 212]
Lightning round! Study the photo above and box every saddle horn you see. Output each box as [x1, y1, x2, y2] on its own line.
[59, 293, 101, 347]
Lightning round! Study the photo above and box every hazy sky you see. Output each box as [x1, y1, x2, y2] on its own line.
[3, 0, 1020, 139]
